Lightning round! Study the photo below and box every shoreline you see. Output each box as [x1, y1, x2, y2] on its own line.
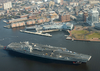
[66, 37, 100, 42]
[67, 26, 100, 42]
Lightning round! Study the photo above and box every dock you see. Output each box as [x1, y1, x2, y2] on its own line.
[4, 25, 11, 29]
[42, 29, 59, 33]
[20, 30, 52, 37]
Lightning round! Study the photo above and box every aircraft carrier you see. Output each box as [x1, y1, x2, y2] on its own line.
[4, 41, 92, 64]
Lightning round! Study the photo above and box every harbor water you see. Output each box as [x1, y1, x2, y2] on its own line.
[0, 19, 100, 71]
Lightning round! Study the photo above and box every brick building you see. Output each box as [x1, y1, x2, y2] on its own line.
[59, 13, 70, 22]
[83, 12, 88, 22]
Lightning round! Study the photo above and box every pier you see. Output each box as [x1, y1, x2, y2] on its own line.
[20, 30, 52, 37]
[41, 29, 59, 33]
[3, 25, 10, 29]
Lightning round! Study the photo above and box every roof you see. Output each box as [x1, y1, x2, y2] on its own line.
[40, 8, 45, 10]
[50, 12, 57, 16]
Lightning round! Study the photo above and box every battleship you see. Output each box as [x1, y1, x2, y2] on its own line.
[4, 41, 92, 64]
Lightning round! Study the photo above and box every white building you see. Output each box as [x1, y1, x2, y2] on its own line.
[54, 0, 61, 3]
[86, 9, 99, 26]
[35, 1, 43, 4]
[62, 22, 73, 30]
[3, 2, 12, 10]
[42, 22, 74, 30]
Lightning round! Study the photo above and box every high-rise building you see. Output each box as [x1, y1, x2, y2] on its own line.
[59, 13, 70, 22]
[83, 12, 88, 22]
[3, 1, 12, 10]
[86, 9, 99, 26]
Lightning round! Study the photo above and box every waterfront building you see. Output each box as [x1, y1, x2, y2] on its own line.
[9, 17, 28, 23]
[62, 22, 73, 30]
[37, 18, 47, 23]
[86, 9, 99, 26]
[11, 22, 25, 28]
[42, 22, 73, 30]
[3, 1, 12, 10]
[26, 20, 36, 25]
[59, 13, 70, 22]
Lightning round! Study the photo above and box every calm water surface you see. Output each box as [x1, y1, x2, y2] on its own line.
[0, 19, 100, 71]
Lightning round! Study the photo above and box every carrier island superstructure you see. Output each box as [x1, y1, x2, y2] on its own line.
[4, 41, 92, 64]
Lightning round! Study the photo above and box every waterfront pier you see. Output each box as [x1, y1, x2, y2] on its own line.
[41, 29, 59, 33]
[20, 30, 52, 37]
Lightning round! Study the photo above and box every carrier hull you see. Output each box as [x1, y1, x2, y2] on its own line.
[7, 49, 83, 64]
